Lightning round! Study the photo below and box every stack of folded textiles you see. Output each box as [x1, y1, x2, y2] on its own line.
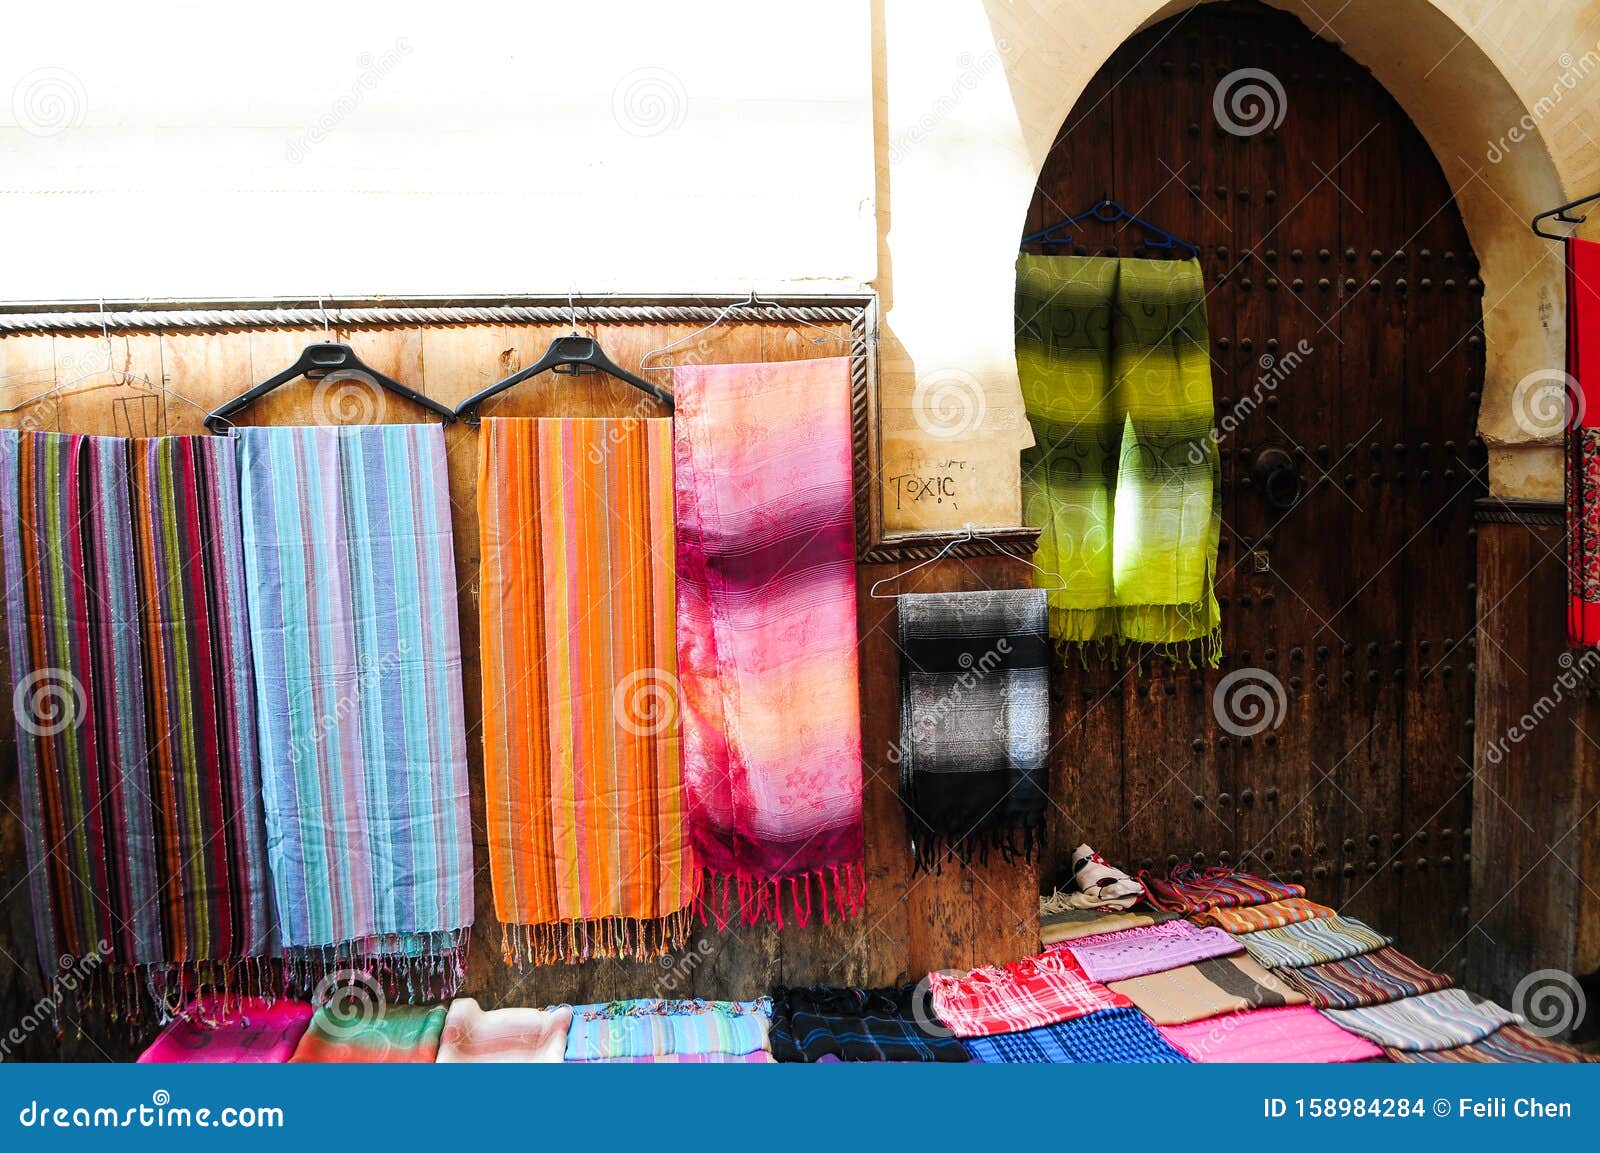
[563, 999, 773, 1063]
[769, 985, 968, 1063]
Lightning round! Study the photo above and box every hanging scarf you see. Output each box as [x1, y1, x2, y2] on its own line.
[961, 1006, 1189, 1064]
[1137, 862, 1305, 912]
[436, 998, 571, 1063]
[1384, 1024, 1593, 1063]
[138, 998, 312, 1063]
[289, 1002, 448, 1063]
[0, 431, 275, 1020]
[235, 424, 472, 999]
[1322, 988, 1523, 1052]
[673, 357, 864, 927]
[1051, 918, 1241, 983]
[1275, 946, 1453, 1010]
[1190, 896, 1335, 933]
[1238, 913, 1391, 969]
[1568, 237, 1600, 645]
[478, 418, 697, 965]
[1107, 954, 1305, 1026]
[1016, 255, 1221, 663]
[894, 588, 1048, 869]
[1159, 1004, 1382, 1063]
[768, 984, 969, 1063]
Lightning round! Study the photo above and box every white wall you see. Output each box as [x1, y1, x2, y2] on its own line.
[0, 0, 876, 300]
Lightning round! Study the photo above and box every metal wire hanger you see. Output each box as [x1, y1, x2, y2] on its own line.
[639, 290, 849, 373]
[868, 524, 1068, 598]
[1022, 195, 1199, 257]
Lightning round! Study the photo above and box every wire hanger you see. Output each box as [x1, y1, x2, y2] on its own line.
[1532, 190, 1600, 240]
[639, 291, 848, 373]
[204, 296, 455, 431]
[868, 525, 1068, 598]
[1022, 196, 1199, 258]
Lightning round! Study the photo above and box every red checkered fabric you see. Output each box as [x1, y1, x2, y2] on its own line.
[927, 949, 1133, 1038]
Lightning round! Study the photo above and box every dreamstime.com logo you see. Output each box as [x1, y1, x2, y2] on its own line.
[10, 67, 87, 137]
[1483, 649, 1600, 765]
[613, 666, 682, 737]
[0, 945, 108, 1060]
[310, 368, 388, 426]
[1212, 667, 1288, 738]
[1212, 68, 1286, 137]
[17, 1091, 284, 1129]
[1512, 969, 1588, 1037]
[1509, 368, 1582, 439]
[912, 368, 987, 441]
[12, 667, 86, 738]
[611, 67, 688, 138]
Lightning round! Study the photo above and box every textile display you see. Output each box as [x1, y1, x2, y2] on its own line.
[436, 997, 572, 1063]
[894, 588, 1048, 869]
[563, 999, 772, 1061]
[768, 985, 969, 1063]
[961, 1006, 1190, 1064]
[1053, 917, 1241, 983]
[478, 418, 696, 964]
[1320, 988, 1524, 1052]
[289, 1002, 448, 1063]
[1276, 946, 1454, 1010]
[673, 357, 864, 926]
[927, 949, 1132, 1038]
[1138, 863, 1305, 913]
[1384, 1025, 1593, 1064]
[0, 431, 274, 1018]
[1190, 897, 1334, 934]
[235, 424, 473, 998]
[137, 998, 312, 1063]
[1567, 236, 1600, 645]
[1015, 254, 1221, 661]
[1107, 953, 1307, 1026]
[1040, 905, 1180, 946]
[1159, 1004, 1383, 1063]
[1239, 913, 1392, 970]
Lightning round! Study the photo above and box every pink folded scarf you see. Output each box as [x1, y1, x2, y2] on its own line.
[1160, 1005, 1383, 1063]
[1052, 918, 1242, 982]
[138, 997, 314, 1064]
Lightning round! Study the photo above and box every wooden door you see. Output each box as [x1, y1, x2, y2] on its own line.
[1027, 1, 1485, 978]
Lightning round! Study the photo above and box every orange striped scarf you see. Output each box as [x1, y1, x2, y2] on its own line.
[479, 418, 698, 965]
[1190, 897, 1335, 934]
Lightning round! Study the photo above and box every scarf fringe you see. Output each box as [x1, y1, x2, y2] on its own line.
[1054, 624, 1223, 670]
[908, 822, 1040, 876]
[43, 956, 282, 1028]
[500, 906, 697, 967]
[700, 862, 866, 930]
[282, 926, 470, 1003]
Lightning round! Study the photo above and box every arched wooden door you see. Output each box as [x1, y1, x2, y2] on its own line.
[1027, 1, 1486, 977]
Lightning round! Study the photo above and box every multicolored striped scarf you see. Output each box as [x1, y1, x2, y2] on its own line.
[895, 589, 1048, 870]
[1191, 896, 1335, 933]
[962, 1006, 1189, 1064]
[673, 357, 864, 927]
[478, 418, 697, 965]
[234, 424, 472, 999]
[290, 1002, 448, 1063]
[1159, 1004, 1383, 1063]
[768, 984, 969, 1063]
[563, 998, 772, 1060]
[1239, 913, 1391, 969]
[1321, 988, 1523, 1052]
[1384, 1024, 1593, 1063]
[436, 998, 571, 1063]
[0, 431, 275, 1020]
[1567, 237, 1600, 645]
[1138, 863, 1305, 912]
[1016, 255, 1221, 663]
[1276, 946, 1453, 1010]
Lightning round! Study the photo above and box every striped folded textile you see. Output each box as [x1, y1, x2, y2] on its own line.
[1239, 913, 1391, 969]
[674, 358, 864, 928]
[290, 1003, 448, 1063]
[1191, 897, 1335, 934]
[436, 998, 572, 1063]
[573, 1052, 776, 1064]
[1108, 953, 1307, 1025]
[1053, 918, 1242, 983]
[1384, 1025, 1594, 1063]
[928, 949, 1132, 1038]
[962, 1006, 1190, 1064]
[1276, 946, 1453, 1009]
[478, 418, 698, 965]
[564, 999, 772, 1061]
[1321, 988, 1524, 1052]
[236, 425, 473, 1000]
[768, 985, 968, 1063]
[138, 998, 313, 1063]
[1041, 906, 1181, 946]
[0, 432, 275, 1020]
[1138, 863, 1305, 913]
[1160, 1004, 1384, 1063]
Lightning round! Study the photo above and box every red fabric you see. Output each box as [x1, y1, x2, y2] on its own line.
[927, 949, 1133, 1038]
[1568, 238, 1600, 645]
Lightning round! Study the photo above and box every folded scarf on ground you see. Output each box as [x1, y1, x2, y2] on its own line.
[674, 358, 864, 926]
[564, 999, 772, 1061]
[1108, 953, 1307, 1025]
[1047, 844, 1146, 910]
[928, 949, 1132, 1038]
[1054, 917, 1241, 983]
[1321, 988, 1524, 1052]
[1240, 914, 1391, 969]
[895, 589, 1048, 869]
[1016, 254, 1221, 662]
[768, 985, 968, 1063]
[436, 997, 572, 1063]
[290, 1002, 447, 1063]
[236, 425, 473, 999]
[962, 1006, 1189, 1064]
[571, 1052, 775, 1063]
[0, 432, 275, 1020]
[478, 418, 698, 964]
[1191, 897, 1335, 933]
[1139, 864, 1305, 913]
[1276, 946, 1454, 1009]
[1567, 236, 1600, 645]
[1160, 1004, 1383, 1063]
[1040, 906, 1180, 946]
[137, 998, 312, 1063]
[1384, 1024, 1593, 1063]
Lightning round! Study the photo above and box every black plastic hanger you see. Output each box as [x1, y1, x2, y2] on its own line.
[1022, 196, 1199, 258]
[1532, 190, 1600, 240]
[204, 341, 455, 431]
[454, 324, 674, 426]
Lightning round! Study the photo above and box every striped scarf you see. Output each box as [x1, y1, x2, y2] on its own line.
[1321, 988, 1523, 1052]
[478, 418, 697, 964]
[768, 984, 969, 1063]
[1138, 863, 1305, 912]
[673, 357, 864, 927]
[1384, 1024, 1593, 1063]
[0, 431, 274, 1020]
[563, 999, 772, 1060]
[1016, 255, 1221, 663]
[962, 1006, 1189, 1064]
[1191, 896, 1335, 933]
[1239, 913, 1391, 969]
[1276, 946, 1453, 1009]
[234, 424, 472, 999]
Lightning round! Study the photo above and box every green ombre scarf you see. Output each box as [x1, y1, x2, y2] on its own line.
[1016, 255, 1221, 664]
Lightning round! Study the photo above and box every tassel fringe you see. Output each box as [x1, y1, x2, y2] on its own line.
[282, 926, 471, 1004]
[699, 862, 866, 930]
[500, 906, 698, 968]
[907, 821, 1041, 876]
